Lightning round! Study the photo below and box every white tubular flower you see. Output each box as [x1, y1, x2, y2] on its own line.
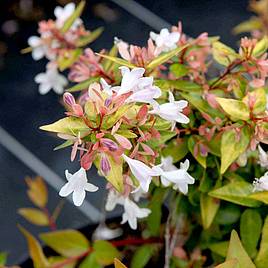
[150, 28, 180, 52]
[117, 66, 145, 95]
[114, 67, 161, 103]
[34, 67, 68, 95]
[258, 145, 268, 169]
[121, 198, 151, 230]
[253, 172, 268, 192]
[59, 167, 98, 206]
[105, 189, 124, 211]
[122, 154, 160, 192]
[28, 36, 47, 60]
[156, 158, 195, 194]
[149, 91, 189, 129]
[54, 3, 82, 28]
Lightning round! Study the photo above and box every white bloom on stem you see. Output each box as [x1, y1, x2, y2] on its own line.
[258, 145, 268, 169]
[121, 198, 151, 229]
[54, 3, 82, 28]
[150, 28, 180, 52]
[34, 67, 68, 95]
[149, 91, 189, 129]
[105, 190, 151, 230]
[155, 158, 195, 194]
[114, 67, 161, 103]
[59, 167, 98, 206]
[122, 154, 160, 192]
[253, 172, 268, 192]
[28, 36, 47, 60]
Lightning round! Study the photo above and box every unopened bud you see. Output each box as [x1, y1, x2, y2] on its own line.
[100, 154, 111, 176]
[63, 92, 76, 107]
[101, 138, 118, 151]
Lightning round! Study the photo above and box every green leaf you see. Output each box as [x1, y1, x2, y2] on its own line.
[76, 27, 104, 47]
[93, 240, 120, 266]
[96, 53, 136, 69]
[154, 79, 201, 92]
[40, 117, 88, 135]
[0, 252, 8, 266]
[40, 230, 90, 257]
[216, 97, 250, 121]
[215, 259, 239, 268]
[243, 87, 267, 115]
[116, 129, 137, 138]
[209, 181, 261, 207]
[146, 44, 188, 69]
[54, 140, 73, 151]
[58, 49, 82, 71]
[220, 127, 250, 174]
[208, 241, 229, 258]
[226, 230, 256, 268]
[215, 204, 241, 225]
[180, 91, 224, 119]
[188, 135, 206, 168]
[212, 41, 239, 66]
[170, 63, 189, 78]
[61, 1, 86, 33]
[130, 244, 156, 268]
[67, 77, 100, 92]
[114, 258, 127, 268]
[249, 191, 268, 204]
[103, 104, 133, 129]
[18, 225, 49, 268]
[147, 188, 165, 236]
[18, 208, 49, 226]
[79, 252, 102, 268]
[233, 18, 262, 34]
[240, 209, 262, 258]
[162, 138, 188, 163]
[200, 193, 220, 229]
[48, 256, 77, 268]
[255, 216, 268, 268]
[252, 36, 268, 57]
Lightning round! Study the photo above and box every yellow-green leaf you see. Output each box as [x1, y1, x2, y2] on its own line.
[200, 193, 220, 229]
[61, 1, 86, 33]
[216, 97, 250, 121]
[212, 41, 239, 66]
[249, 191, 268, 204]
[146, 44, 188, 69]
[79, 252, 101, 268]
[93, 240, 120, 266]
[114, 258, 127, 268]
[76, 27, 104, 47]
[243, 87, 266, 115]
[255, 216, 268, 268]
[96, 53, 136, 69]
[18, 225, 49, 268]
[154, 79, 201, 92]
[25, 176, 48, 208]
[130, 244, 156, 268]
[58, 49, 82, 71]
[209, 181, 261, 207]
[226, 230, 255, 268]
[215, 259, 239, 268]
[220, 127, 250, 174]
[252, 35, 268, 58]
[0, 252, 8, 266]
[40, 117, 88, 135]
[18, 208, 49, 226]
[208, 241, 229, 258]
[233, 18, 262, 34]
[40, 229, 90, 257]
[67, 77, 100, 92]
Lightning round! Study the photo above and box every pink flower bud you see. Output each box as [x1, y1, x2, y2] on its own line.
[63, 92, 76, 107]
[100, 154, 111, 176]
[100, 138, 118, 151]
[114, 134, 132, 150]
[72, 104, 84, 117]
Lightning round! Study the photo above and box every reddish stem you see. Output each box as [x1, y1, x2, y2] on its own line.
[43, 207, 57, 231]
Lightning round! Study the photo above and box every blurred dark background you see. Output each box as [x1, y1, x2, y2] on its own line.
[0, 0, 251, 265]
